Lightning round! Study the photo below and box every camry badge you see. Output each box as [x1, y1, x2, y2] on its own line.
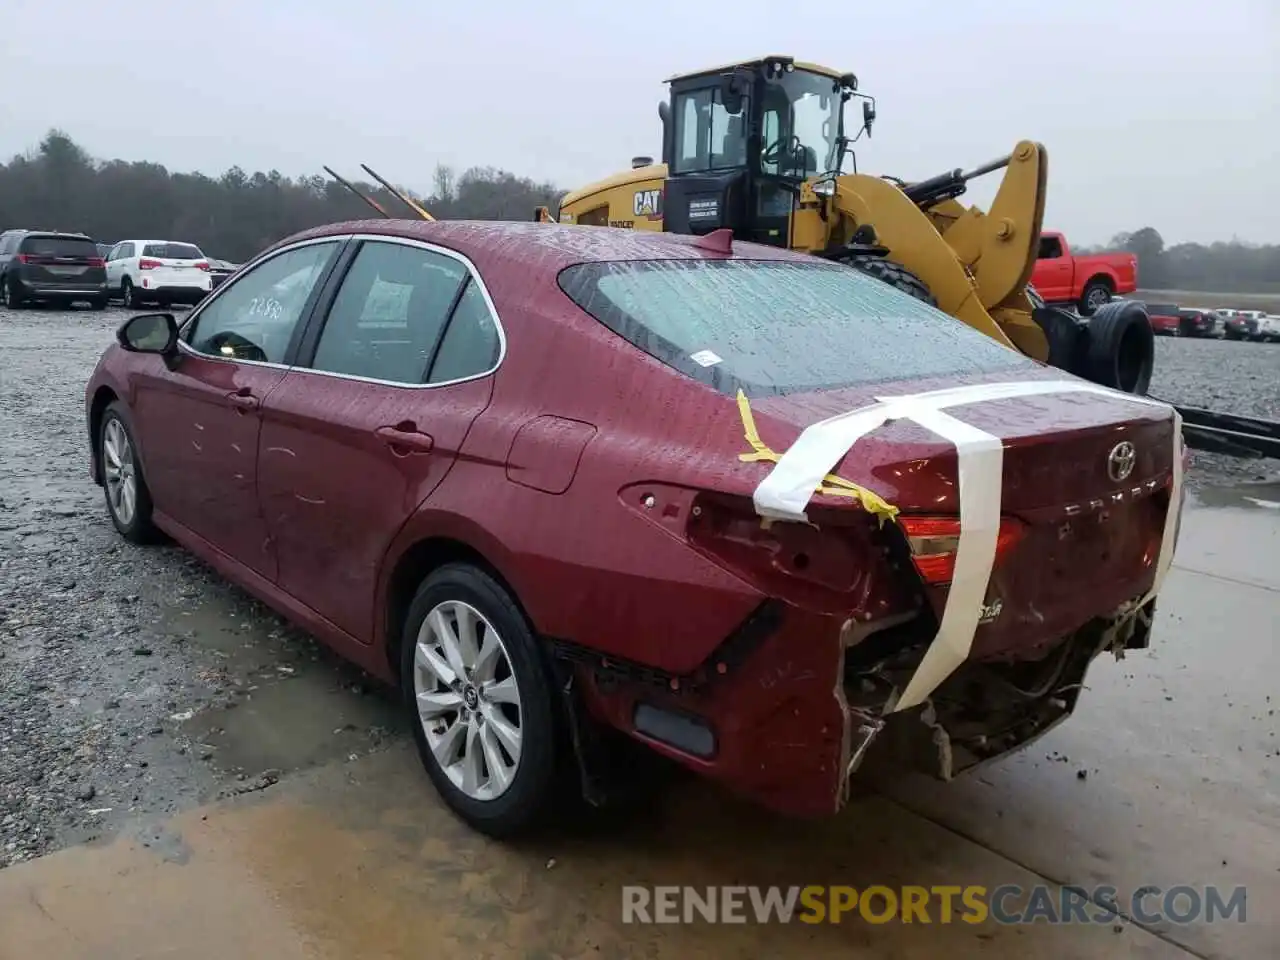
[1107, 441, 1137, 482]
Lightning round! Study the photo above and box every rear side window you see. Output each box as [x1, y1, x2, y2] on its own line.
[19, 235, 99, 258]
[309, 241, 470, 384]
[558, 259, 1032, 397]
[143, 243, 203, 259]
[427, 282, 502, 384]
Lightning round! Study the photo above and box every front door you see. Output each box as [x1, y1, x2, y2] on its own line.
[130, 239, 344, 579]
[257, 237, 501, 641]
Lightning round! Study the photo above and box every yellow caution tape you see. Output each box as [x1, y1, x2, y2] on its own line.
[736, 389, 899, 525]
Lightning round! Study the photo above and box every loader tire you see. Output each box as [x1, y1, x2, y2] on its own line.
[1083, 299, 1154, 395]
[838, 254, 938, 307]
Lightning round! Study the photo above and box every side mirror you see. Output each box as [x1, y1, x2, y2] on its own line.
[718, 71, 749, 116]
[117, 312, 178, 356]
[862, 100, 876, 137]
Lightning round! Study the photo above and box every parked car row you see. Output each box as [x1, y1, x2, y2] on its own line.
[1120, 298, 1278, 343]
[0, 227, 239, 310]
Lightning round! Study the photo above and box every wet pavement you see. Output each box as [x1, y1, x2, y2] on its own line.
[0, 305, 1277, 958]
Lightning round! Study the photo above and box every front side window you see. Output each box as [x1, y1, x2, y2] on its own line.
[559, 258, 1033, 397]
[673, 87, 747, 174]
[309, 241, 470, 384]
[185, 241, 339, 363]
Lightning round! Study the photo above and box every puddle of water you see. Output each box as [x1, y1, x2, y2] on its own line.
[152, 583, 403, 780]
[1191, 478, 1280, 511]
[185, 681, 401, 776]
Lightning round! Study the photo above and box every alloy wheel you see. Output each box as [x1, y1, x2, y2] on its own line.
[102, 418, 138, 526]
[412, 599, 523, 801]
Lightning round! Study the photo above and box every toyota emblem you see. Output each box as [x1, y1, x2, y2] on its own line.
[1107, 441, 1137, 482]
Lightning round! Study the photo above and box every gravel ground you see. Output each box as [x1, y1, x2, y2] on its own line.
[0, 304, 1276, 869]
[1148, 335, 1280, 486]
[0, 305, 396, 869]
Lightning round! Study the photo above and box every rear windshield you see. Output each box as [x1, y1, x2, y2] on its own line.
[558, 259, 1033, 397]
[20, 235, 99, 258]
[143, 243, 203, 259]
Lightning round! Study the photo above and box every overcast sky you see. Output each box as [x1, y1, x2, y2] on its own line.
[1, 0, 1275, 246]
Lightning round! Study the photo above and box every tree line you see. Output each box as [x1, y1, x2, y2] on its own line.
[0, 131, 563, 263]
[1, 130, 1275, 293]
[1084, 228, 1280, 295]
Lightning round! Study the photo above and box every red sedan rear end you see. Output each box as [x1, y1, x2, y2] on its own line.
[84, 221, 1185, 836]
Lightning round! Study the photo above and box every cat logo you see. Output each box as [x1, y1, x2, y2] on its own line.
[633, 188, 663, 220]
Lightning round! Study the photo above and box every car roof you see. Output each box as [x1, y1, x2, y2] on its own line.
[8, 229, 91, 239]
[269, 219, 820, 273]
[121, 239, 201, 246]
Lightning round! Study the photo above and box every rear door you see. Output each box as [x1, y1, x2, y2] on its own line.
[257, 236, 502, 641]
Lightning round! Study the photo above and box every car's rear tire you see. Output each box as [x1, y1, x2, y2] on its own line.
[400, 563, 566, 838]
[1077, 278, 1112, 317]
[1, 276, 26, 309]
[99, 402, 161, 544]
[91, 296, 108, 311]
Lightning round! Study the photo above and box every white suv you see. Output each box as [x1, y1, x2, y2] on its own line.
[106, 239, 213, 308]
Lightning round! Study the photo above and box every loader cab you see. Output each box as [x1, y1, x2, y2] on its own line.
[661, 56, 856, 247]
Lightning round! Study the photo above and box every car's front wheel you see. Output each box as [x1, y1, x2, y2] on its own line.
[99, 402, 160, 544]
[121, 278, 141, 309]
[400, 563, 565, 838]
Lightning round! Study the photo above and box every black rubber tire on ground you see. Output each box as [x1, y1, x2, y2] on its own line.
[1, 276, 26, 309]
[99, 401, 162, 544]
[400, 562, 567, 839]
[1082, 300, 1154, 395]
[121, 278, 141, 309]
[1077, 278, 1112, 317]
[91, 296, 109, 311]
[837, 253, 939, 307]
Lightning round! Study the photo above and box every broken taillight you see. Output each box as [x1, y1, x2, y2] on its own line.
[897, 515, 1025, 586]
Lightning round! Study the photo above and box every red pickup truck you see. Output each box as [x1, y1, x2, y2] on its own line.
[1030, 230, 1139, 316]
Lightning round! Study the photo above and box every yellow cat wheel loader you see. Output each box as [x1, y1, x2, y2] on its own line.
[541, 55, 1155, 395]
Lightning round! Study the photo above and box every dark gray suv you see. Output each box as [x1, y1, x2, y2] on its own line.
[0, 229, 110, 310]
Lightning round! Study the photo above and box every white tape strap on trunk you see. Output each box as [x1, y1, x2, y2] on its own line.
[749, 379, 1182, 713]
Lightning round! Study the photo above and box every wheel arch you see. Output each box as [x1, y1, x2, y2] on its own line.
[1084, 272, 1116, 293]
[380, 525, 535, 683]
[88, 385, 120, 484]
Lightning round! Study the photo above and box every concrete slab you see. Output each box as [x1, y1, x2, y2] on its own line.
[875, 496, 1280, 959]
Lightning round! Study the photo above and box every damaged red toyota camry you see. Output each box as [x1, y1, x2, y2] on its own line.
[84, 220, 1187, 837]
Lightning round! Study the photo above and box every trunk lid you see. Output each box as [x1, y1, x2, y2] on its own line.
[750, 370, 1177, 658]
